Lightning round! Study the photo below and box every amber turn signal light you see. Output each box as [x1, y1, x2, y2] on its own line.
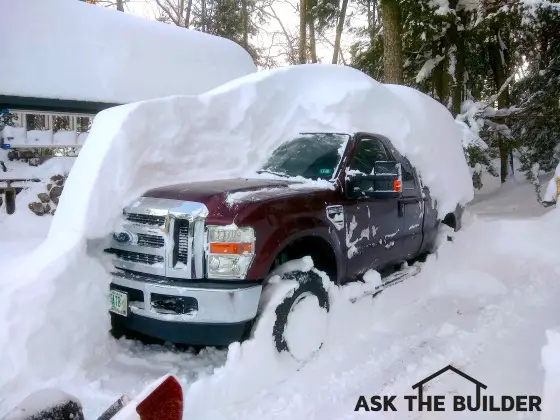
[210, 243, 254, 255]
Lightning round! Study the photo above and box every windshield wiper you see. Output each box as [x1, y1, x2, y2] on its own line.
[257, 169, 289, 178]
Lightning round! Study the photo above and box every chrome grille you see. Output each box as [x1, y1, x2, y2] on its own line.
[136, 233, 165, 248]
[177, 221, 190, 264]
[111, 198, 209, 279]
[126, 213, 165, 226]
[110, 249, 164, 265]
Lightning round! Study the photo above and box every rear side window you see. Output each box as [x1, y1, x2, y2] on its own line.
[349, 138, 390, 175]
[401, 159, 416, 190]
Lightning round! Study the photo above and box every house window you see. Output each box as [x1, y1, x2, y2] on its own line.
[26, 114, 48, 131]
[52, 115, 71, 132]
[76, 116, 92, 133]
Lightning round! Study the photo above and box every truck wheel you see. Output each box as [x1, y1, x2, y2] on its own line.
[431, 222, 455, 253]
[270, 270, 330, 363]
[110, 316, 127, 340]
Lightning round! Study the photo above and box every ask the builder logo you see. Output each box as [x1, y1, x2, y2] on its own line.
[355, 365, 542, 413]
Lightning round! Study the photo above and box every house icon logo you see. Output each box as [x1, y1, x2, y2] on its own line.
[354, 364, 542, 413]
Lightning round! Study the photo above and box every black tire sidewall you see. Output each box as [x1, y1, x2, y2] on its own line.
[272, 270, 330, 358]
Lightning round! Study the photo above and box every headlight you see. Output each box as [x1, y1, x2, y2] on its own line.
[206, 225, 255, 279]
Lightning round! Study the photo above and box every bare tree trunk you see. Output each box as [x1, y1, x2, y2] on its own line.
[367, 0, 372, 33]
[178, 0, 185, 24]
[299, 0, 307, 64]
[488, 29, 511, 183]
[432, 41, 444, 101]
[116, 0, 124, 11]
[242, 0, 249, 50]
[445, 0, 465, 116]
[380, 0, 403, 84]
[201, 0, 207, 32]
[308, 20, 318, 63]
[332, 0, 348, 64]
[185, 0, 193, 27]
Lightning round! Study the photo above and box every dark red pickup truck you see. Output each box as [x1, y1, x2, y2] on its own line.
[107, 132, 462, 358]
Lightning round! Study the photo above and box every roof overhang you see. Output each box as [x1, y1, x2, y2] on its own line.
[0, 95, 119, 115]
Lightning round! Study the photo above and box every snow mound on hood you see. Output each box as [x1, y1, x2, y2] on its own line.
[0, 0, 256, 103]
[0, 64, 472, 408]
[51, 64, 471, 239]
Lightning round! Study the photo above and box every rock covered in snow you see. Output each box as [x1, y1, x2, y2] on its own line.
[3, 388, 84, 420]
[28, 175, 67, 216]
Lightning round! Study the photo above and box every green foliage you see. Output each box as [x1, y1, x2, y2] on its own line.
[349, 0, 560, 189]
[511, 3, 560, 174]
[0, 112, 19, 131]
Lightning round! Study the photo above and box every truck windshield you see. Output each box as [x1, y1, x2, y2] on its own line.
[259, 133, 350, 180]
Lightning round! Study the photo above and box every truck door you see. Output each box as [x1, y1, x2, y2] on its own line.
[396, 158, 424, 260]
[343, 136, 402, 275]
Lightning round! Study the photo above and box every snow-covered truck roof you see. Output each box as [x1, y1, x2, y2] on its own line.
[0, 0, 256, 105]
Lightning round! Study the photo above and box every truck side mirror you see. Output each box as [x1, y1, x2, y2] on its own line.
[345, 161, 402, 199]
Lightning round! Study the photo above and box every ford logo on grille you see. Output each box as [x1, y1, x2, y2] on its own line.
[113, 231, 132, 244]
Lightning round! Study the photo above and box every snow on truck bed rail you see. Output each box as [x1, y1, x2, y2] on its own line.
[0, 0, 256, 103]
[0, 64, 473, 411]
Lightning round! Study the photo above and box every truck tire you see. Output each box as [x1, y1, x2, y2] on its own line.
[269, 270, 330, 363]
[109, 316, 127, 340]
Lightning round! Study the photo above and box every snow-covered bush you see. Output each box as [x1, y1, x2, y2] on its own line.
[455, 101, 498, 190]
[542, 163, 560, 205]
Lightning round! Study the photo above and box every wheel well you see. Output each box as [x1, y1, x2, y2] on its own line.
[442, 213, 457, 231]
[271, 236, 337, 281]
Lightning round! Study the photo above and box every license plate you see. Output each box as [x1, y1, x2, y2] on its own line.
[109, 290, 128, 316]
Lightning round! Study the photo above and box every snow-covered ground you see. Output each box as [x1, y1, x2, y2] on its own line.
[0, 173, 557, 419]
[0, 62, 556, 418]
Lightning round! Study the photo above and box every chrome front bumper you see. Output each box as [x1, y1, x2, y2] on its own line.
[110, 271, 262, 324]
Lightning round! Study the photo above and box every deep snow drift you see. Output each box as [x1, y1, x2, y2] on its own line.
[0, 64, 472, 413]
[1, 180, 557, 419]
[0, 0, 256, 103]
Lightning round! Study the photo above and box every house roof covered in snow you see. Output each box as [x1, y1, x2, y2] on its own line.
[0, 0, 256, 105]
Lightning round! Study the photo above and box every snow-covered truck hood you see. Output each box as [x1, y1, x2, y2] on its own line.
[143, 177, 333, 223]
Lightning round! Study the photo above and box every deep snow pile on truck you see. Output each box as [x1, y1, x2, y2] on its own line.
[0, 65, 472, 410]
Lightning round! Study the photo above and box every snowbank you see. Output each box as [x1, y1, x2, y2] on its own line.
[543, 163, 560, 203]
[541, 329, 560, 420]
[0, 0, 256, 103]
[0, 153, 75, 182]
[385, 84, 474, 212]
[184, 209, 560, 418]
[0, 64, 473, 411]
[51, 64, 471, 240]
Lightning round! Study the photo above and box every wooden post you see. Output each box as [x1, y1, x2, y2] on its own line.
[5, 187, 16, 215]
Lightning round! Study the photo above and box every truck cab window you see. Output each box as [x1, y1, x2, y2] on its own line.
[401, 159, 416, 190]
[349, 138, 390, 175]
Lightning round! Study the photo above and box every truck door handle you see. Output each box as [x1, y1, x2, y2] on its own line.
[398, 197, 420, 205]
[398, 197, 420, 217]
